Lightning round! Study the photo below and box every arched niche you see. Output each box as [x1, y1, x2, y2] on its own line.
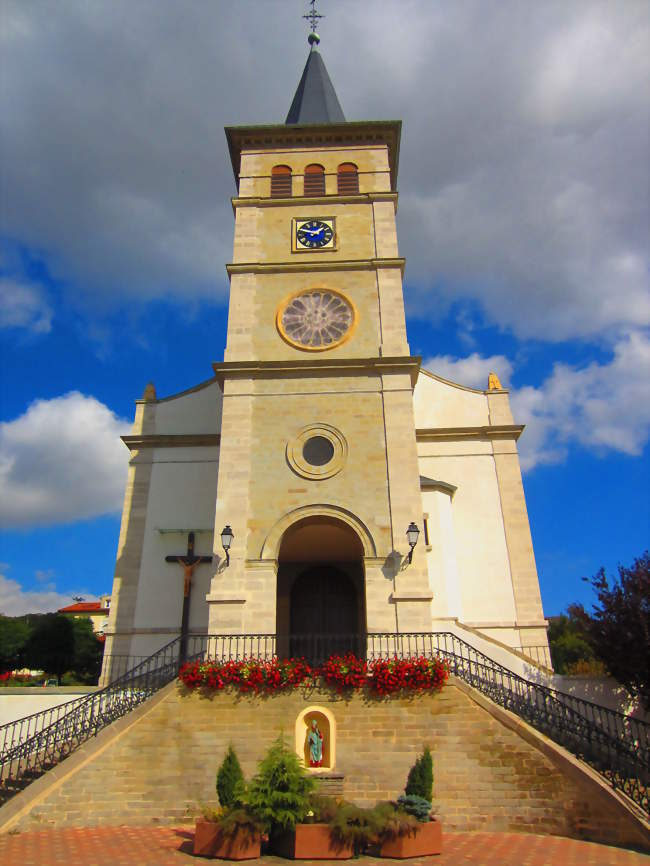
[295, 705, 336, 772]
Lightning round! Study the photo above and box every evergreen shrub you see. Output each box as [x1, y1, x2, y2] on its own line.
[216, 745, 245, 809]
[405, 745, 433, 801]
[246, 735, 315, 833]
[396, 794, 432, 822]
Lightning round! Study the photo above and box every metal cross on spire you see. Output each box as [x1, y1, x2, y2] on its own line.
[303, 0, 323, 46]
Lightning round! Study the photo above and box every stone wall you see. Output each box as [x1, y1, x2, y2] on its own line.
[2, 678, 647, 850]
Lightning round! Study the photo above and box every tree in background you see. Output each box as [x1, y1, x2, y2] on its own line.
[24, 614, 76, 685]
[546, 610, 602, 675]
[571, 551, 649, 711]
[69, 617, 104, 683]
[0, 616, 31, 673]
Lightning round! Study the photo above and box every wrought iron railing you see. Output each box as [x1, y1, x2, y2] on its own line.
[0, 637, 184, 805]
[1, 631, 648, 816]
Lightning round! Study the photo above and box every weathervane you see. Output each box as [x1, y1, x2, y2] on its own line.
[303, 0, 323, 46]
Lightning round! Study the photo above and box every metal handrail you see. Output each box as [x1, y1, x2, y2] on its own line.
[1, 631, 647, 815]
[0, 637, 184, 805]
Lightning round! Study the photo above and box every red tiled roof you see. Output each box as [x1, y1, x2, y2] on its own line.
[57, 602, 108, 614]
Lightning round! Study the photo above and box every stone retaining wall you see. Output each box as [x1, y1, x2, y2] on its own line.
[2, 678, 647, 850]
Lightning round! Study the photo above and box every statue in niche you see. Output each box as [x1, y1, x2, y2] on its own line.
[308, 718, 324, 767]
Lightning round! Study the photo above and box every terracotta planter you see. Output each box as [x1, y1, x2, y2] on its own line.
[379, 819, 442, 858]
[193, 818, 261, 859]
[273, 823, 353, 859]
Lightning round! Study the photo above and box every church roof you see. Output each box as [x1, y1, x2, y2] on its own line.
[286, 47, 345, 125]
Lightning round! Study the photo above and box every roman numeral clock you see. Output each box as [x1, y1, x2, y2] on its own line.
[292, 217, 336, 251]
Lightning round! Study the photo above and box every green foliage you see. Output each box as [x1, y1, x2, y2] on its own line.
[328, 801, 380, 853]
[578, 551, 650, 710]
[404, 745, 433, 802]
[0, 616, 30, 673]
[0, 613, 105, 684]
[24, 614, 75, 685]
[216, 745, 245, 809]
[397, 794, 432, 822]
[547, 612, 595, 674]
[245, 735, 315, 833]
[306, 793, 339, 823]
[217, 807, 264, 841]
[68, 617, 104, 683]
[371, 801, 419, 841]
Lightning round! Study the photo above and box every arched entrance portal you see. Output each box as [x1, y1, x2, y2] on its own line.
[276, 516, 366, 663]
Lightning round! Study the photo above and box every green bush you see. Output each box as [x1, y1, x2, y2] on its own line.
[404, 745, 433, 802]
[397, 794, 431, 822]
[328, 801, 380, 853]
[216, 745, 245, 809]
[306, 793, 339, 823]
[218, 807, 264, 841]
[246, 735, 314, 833]
[371, 801, 419, 842]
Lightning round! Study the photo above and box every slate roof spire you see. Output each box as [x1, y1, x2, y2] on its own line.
[286, 33, 346, 125]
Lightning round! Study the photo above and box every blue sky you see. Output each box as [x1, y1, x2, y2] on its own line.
[1, 1, 648, 618]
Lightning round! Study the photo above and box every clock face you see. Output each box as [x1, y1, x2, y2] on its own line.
[278, 289, 355, 350]
[294, 218, 335, 251]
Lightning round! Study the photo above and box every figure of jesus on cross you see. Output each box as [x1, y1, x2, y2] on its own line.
[165, 532, 212, 661]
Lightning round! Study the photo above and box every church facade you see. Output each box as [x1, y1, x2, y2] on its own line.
[102, 44, 550, 681]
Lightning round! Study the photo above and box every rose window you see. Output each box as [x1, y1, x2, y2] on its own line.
[279, 290, 354, 350]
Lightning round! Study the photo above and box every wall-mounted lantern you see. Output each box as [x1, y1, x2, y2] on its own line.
[406, 522, 420, 563]
[220, 525, 234, 566]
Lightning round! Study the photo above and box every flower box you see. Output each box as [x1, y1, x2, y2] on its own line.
[379, 819, 442, 858]
[193, 818, 261, 859]
[273, 823, 353, 859]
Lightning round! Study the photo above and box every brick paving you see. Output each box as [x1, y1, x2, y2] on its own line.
[0, 827, 647, 866]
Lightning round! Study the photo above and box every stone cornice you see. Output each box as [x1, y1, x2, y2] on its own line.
[212, 355, 422, 388]
[416, 425, 524, 442]
[225, 120, 402, 190]
[231, 191, 398, 212]
[420, 477, 458, 497]
[226, 257, 405, 277]
[121, 433, 221, 451]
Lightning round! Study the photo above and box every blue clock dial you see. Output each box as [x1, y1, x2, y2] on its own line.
[296, 219, 334, 249]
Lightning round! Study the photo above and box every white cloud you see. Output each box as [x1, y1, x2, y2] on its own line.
[423, 353, 513, 390]
[0, 392, 130, 527]
[512, 331, 650, 469]
[0, 1, 646, 341]
[425, 332, 650, 471]
[0, 572, 97, 617]
[0, 278, 52, 333]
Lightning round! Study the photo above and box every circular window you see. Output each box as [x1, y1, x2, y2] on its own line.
[287, 424, 348, 480]
[302, 436, 335, 466]
[277, 289, 356, 351]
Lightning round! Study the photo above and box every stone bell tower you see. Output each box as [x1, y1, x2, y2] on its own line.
[207, 34, 433, 641]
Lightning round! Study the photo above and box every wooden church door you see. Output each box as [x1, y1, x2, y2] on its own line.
[289, 566, 360, 662]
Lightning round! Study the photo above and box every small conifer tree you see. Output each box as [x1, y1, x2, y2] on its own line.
[216, 745, 245, 809]
[246, 735, 315, 833]
[405, 745, 433, 802]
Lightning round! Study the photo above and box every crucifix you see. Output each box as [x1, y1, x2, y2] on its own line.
[165, 532, 212, 662]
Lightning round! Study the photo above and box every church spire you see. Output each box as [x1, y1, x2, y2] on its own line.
[285, 3, 345, 125]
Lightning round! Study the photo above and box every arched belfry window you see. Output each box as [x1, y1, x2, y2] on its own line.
[337, 163, 359, 194]
[271, 165, 292, 197]
[304, 164, 326, 196]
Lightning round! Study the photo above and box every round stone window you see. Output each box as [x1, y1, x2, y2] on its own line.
[302, 436, 335, 466]
[277, 289, 356, 351]
[287, 425, 348, 480]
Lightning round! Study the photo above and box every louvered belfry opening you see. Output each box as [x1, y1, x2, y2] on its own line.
[304, 163, 326, 196]
[337, 163, 359, 194]
[271, 165, 292, 197]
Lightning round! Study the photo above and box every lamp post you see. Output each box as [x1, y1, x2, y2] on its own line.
[406, 522, 420, 563]
[221, 525, 234, 566]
